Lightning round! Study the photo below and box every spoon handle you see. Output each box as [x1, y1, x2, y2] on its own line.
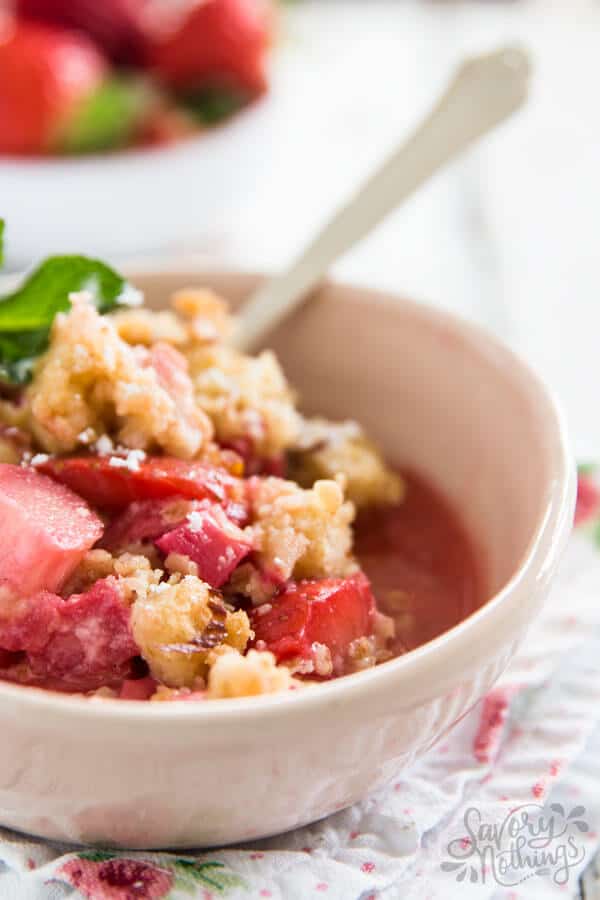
[232, 46, 531, 352]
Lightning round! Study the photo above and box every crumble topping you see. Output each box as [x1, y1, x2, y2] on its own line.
[186, 343, 302, 458]
[246, 476, 356, 582]
[25, 295, 213, 459]
[207, 649, 293, 699]
[290, 417, 404, 508]
[0, 281, 404, 702]
[130, 573, 251, 687]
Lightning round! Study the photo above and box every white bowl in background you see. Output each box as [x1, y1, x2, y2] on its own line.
[0, 102, 271, 268]
[0, 270, 575, 848]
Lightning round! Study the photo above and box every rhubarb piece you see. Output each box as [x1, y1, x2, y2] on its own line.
[0, 591, 61, 653]
[250, 573, 376, 672]
[0, 578, 138, 691]
[0, 463, 103, 596]
[101, 494, 250, 553]
[156, 506, 252, 588]
[39, 455, 243, 512]
[27, 579, 138, 690]
[101, 497, 199, 551]
[0, 20, 106, 156]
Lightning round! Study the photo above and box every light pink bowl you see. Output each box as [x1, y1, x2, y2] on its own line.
[0, 271, 575, 849]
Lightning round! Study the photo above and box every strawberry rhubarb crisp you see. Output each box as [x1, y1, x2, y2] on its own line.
[0, 253, 480, 702]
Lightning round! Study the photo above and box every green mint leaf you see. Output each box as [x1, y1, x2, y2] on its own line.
[178, 85, 249, 125]
[59, 77, 154, 154]
[0, 255, 133, 384]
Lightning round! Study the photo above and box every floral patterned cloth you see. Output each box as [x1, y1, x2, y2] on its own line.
[1, 470, 600, 900]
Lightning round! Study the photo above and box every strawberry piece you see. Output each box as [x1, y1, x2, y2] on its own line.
[149, 0, 273, 98]
[250, 573, 376, 670]
[16, 0, 150, 65]
[0, 463, 103, 596]
[101, 495, 249, 552]
[155, 506, 252, 588]
[0, 20, 106, 155]
[39, 455, 244, 512]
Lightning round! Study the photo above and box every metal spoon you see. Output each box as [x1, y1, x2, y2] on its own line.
[232, 46, 531, 352]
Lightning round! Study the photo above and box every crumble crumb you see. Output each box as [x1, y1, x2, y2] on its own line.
[130, 574, 251, 687]
[311, 642, 333, 677]
[25, 296, 213, 459]
[95, 434, 114, 455]
[186, 342, 301, 458]
[246, 476, 356, 582]
[207, 649, 293, 699]
[289, 417, 404, 508]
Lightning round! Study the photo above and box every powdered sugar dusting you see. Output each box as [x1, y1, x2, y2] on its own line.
[30, 453, 50, 466]
[117, 284, 144, 308]
[187, 510, 204, 533]
[77, 427, 96, 445]
[108, 449, 146, 473]
[95, 435, 114, 456]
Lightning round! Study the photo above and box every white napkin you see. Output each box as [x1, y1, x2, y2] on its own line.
[1, 472, 599, 900]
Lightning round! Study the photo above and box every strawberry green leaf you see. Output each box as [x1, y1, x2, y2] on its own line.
[59, 76, 154, 154]
[178, 85, 249, 125]
[0, 255, 134, 384]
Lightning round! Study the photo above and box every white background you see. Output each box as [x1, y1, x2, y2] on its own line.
[213, 0, 600, 461]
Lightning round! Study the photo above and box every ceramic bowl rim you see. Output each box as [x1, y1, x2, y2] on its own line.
[0, 268, 576, 723]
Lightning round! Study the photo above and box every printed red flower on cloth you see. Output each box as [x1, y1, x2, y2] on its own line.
[57, 851, 245, 898]
[58, 854, 173, 900]
[575, 467, 600, 526]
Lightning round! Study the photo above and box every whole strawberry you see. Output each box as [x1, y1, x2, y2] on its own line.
[16, 0, 150, 65]
[150, 0, 274, 99]
[0, 20, 154, 155]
